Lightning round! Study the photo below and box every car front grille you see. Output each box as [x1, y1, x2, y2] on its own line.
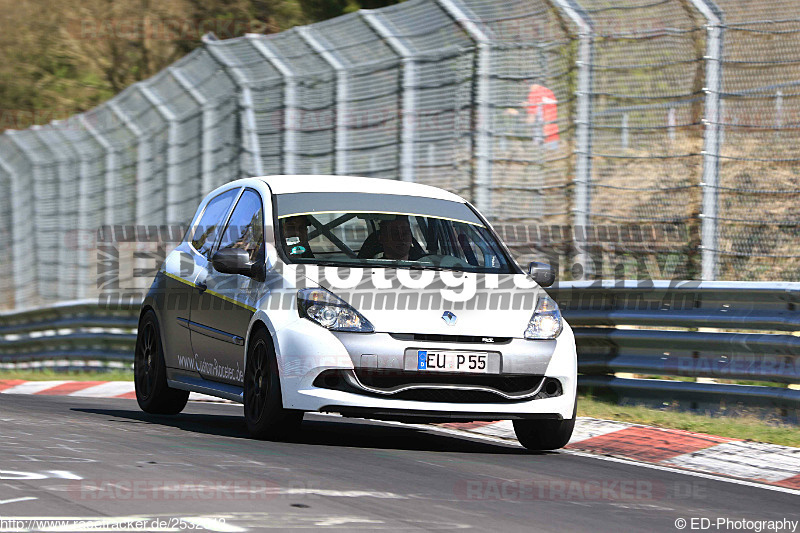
[313, 369, 563, 404]
[354, 369, 541, 394]
[387, 388, 526, 403]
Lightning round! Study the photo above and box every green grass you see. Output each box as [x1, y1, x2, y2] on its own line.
[578, 393, 800, 448]
[0, 369, 133, 382]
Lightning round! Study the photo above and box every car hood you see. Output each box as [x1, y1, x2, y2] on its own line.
[296, 267, 545, 338]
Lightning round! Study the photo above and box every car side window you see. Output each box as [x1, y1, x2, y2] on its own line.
[190, 189, 240, 258]
[216, 189, 264, 263]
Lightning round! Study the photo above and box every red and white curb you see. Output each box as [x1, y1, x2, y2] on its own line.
[3, 380, 798, 490]
[441, 419, 800, 490]
[0, 380, 231, 403]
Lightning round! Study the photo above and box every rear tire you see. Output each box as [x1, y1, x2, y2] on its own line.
[243, 329, 303, 439]
[513, 398, 576, 451]
[134, 310, 189, 415]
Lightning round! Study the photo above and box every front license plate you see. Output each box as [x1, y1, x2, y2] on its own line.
[416, 350, 489, 373]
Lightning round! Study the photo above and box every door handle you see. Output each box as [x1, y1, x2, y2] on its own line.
[196, 281, 207, 294]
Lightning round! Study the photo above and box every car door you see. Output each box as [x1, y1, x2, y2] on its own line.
[190, 188, 266, 386]
[162, 187, 240, 372]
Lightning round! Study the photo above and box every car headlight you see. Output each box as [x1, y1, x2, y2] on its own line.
[297, 288, 374, 333]
[524, 295, 563, 339]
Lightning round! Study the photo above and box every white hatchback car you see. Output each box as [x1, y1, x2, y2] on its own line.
[135, 175, 577, 450]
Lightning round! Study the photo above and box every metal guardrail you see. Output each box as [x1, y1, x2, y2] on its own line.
[0, 300, 138, 364]
[549, 281, 800, 412]
[1, 282, 798, 414]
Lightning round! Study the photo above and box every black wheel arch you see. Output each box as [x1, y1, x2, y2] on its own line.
[138, 304, 156, 325]
[246, 320, 275, 363]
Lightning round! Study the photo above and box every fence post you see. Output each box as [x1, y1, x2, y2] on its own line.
[436, 0, 492, 215]
[668, 107, 677, 142]
[168, 66, 215, 195]
[78, 116, 113, 231]
[621, 113, 629, 149]
[296, 26, 349, 176]
[50, 123, 91, 299]
[32, 126, 79, 302]
[6, 131, 48, 303]
[241, 86, 264, 178]
[689, 0, 724, 281]
[247, 35, 298, 176]
[107, 101, 150, 226]
[550, 0, 595, 278]
[360, 9, 417, 183]
[203, 34, 263, 179]
[136, 84, 183, 225]
[0, 136, 38, 307]
[0, 153, 20, 307]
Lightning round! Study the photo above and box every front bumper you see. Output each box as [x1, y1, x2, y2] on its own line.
[274, 318, 577, 420]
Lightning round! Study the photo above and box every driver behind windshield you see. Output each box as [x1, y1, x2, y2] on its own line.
[281, 215, 314, 258]
[377, 216, 413, 260]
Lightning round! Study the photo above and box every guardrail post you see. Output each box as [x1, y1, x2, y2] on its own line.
[296, 26, 349, 176]
[247, 35, 298, 176]
[203, 34, 263, 179]
[436, 0, 493, 215]
[689, 0, 724, 281]
[550, 0, 595, 279]
[360, 9, 417, 183]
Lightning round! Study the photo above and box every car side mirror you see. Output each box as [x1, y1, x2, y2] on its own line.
[212, 248, 254, 277]
[528, 261, 556, 287]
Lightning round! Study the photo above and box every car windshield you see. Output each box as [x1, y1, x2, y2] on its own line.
[275, 192, 516, 274]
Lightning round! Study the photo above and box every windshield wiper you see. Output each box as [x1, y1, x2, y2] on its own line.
[287, 260, 351, 267]
[286, 259, 502, 273]
[404, 264, 450, 271]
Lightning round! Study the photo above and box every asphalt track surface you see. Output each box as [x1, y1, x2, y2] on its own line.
[0, 395, 796, 532]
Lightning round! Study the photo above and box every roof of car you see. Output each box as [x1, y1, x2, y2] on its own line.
[255, 175, 467, 203]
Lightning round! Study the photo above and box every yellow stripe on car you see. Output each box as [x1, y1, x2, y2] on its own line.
[164, 271, 256, 313]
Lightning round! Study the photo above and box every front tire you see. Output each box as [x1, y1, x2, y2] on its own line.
[513, 399, 576, 451]
[243, 329, 303, 439]
[134, 310, 189, 414]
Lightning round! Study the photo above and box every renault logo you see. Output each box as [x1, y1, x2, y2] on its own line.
[442, 311, 457, 326]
